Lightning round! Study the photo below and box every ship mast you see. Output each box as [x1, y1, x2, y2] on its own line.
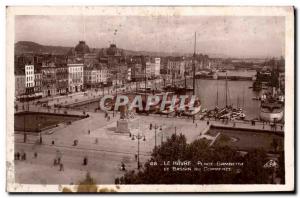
[242, 85, 245, 109]
[216, 80, 219, 107]
[225, 72, 228, 107]
[192, 32, 196, 123]
[144, 57, 147, 90]
[193, 32, 196, 96]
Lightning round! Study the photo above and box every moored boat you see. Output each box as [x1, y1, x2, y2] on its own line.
[182, 98, 201, 116]
[260, 99, 284, 122]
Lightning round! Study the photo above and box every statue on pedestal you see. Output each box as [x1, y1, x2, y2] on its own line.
[116, 105, 130, 133]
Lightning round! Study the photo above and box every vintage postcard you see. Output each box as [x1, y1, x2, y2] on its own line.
[6, 6, 294, 192]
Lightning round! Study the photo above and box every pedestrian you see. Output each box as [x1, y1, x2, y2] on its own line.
[121, 162, 126, 171]
[95, 138, 98, 144]
[53, 158, 57, 166]
[88, 129, 90, 135]
[23, 133, 27, 143]
[22, 152, 26, 161]
[34, 152, 38, 158]
[15, 152, 20, 160]
[207, 121, 209, 125]
[57, 157, 61, 164]
[52, 140, 55, 145]
[59, 163, 64, 171]
[83, 157, 88, 166]
[14, 153, 18, 160]
[134, 154, 138, 161]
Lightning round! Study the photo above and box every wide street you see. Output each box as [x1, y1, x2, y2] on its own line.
[14, 106, 208, 184]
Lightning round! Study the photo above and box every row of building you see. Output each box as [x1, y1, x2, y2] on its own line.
[15, 41, 214, 100]
[15, 58, 162, 100]
[15, 62, 109, 99]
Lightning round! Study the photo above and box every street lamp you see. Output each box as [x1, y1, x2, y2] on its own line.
[160, 126, 163, 144]
[131, 133, 146, 169]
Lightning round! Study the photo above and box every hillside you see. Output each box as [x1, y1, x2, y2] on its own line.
[15, 41, 228, 59]
[15, 41, 191, 57]
[15, 41, 72, 55]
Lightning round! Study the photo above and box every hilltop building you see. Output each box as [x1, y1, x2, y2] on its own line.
[99, 44, 126, 67]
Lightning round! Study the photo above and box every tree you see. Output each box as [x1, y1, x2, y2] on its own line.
[277, 151, 285, 184]
[117, 134, 271, 184]
[270, 138, 279, 153]
[238, 149, 269, 184]
[76, 172, 98, 192]
[62, 172, 117, 193]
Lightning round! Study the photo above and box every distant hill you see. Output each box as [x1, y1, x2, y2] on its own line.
[15, 41, 72, 55]
[15, 41, 224, 58]
[15, 41, 190, 57]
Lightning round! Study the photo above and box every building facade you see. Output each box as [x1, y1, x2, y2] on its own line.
[167, 59, 185, 79]
[84, 68, 101, 88]
[154, 58, 161, 77]
[25, 64, 35, 94]
[41, 63, 57, 96]
[68, 63, 84, 92]
[55, 66, 69, 94]
[100, 67, 109, 84]
[145, 62, 152, 78]
[15, 75, 26, 97]
[34, 73, 42, 94]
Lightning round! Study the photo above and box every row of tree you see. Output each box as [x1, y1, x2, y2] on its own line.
[116, 134, 285, 184]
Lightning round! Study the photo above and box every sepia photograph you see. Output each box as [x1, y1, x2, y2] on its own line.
[6, 6, 294, 192]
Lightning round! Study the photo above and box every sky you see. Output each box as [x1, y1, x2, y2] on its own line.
[15, 15, 285, 58]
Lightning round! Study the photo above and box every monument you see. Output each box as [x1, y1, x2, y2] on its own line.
[115, 105, 131, 133]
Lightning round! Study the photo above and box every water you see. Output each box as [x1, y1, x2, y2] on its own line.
[194, 79, 261, 120]
[72, 100, 100, 112]
[15, 112, 82, 132]
[71, 78, 262, 120]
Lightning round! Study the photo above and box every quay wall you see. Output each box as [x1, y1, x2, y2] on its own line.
[210, 124, 284, 136]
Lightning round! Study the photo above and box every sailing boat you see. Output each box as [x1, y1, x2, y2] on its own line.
[215, 73, 246, 120]
[232, 96, 246, 120]
[183, 32, 201, 116]
[231, 84, 247, 120]
[216, 72, 231, 119]
[215, 79, 219, 109]
[239, 86, 246, 119]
